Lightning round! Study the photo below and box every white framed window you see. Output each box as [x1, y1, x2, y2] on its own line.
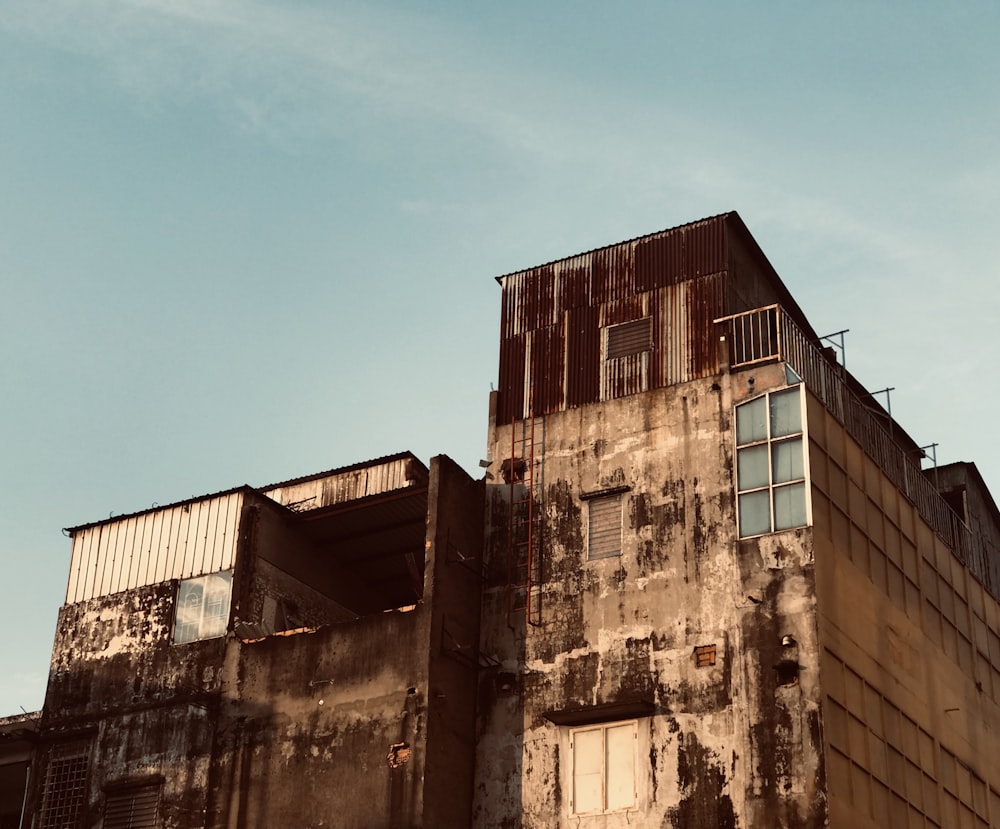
[587, 494, 623, 560]
[735, 385, 809, 537]
[570, 720, 638, 815]
[173, 571, 232, 644]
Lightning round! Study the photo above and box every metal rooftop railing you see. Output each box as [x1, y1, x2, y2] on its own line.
[718, 305, 999, 599]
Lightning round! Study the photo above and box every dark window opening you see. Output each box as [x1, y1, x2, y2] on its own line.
[775, 660, 800, 687]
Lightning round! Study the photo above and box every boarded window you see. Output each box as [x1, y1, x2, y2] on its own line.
[571, 721, 637, 814]
[173, 571, 233, 644]
[588, 495, 622, 560]
[104, 783, 161, 829]
[38, 742, 90, 829]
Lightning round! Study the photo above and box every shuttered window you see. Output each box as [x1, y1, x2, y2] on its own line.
[570, 721, 638, 814]
[588, 495, 622, 560]
[104, 783, 161, 829]
[606, 318, 652, 359]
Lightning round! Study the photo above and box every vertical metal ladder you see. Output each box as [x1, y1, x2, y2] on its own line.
[507, 414, 541, 627]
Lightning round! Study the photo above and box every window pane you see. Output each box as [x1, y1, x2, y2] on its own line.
[605, 725, 635, 810]
[173, 572, 232, 644]
[770, 387, 802, 437]
[736, 397, 767, 445]
[739, 490, 771, 537]
[772, 437, 804, 484]
[174, 581, 204, 645]
[573, 729, 603, 814]
[774, 482, 807, 529]
[202, 572, 232, 638]
[738, 445, 769, 490]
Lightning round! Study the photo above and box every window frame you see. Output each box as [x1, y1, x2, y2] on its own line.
[601, 317, 652, 400]
[103, 779, 163, 829]
[568, 719, 639, 816]
[586, 493, 624, 560]
[38, 741, 91, 829]
[735, 383, 811, 538]
[172, 570, 233, 645]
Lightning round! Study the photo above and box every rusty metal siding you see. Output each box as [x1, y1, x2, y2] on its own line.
[557, 259, 590, 312]
[262, 455, 416, 510]
[495, 216, 732, 423]
[565, 306, 601, 410]
[531, 323, 565, 416]
[498, 335, 527, 423]
[66, 491, 244, 603]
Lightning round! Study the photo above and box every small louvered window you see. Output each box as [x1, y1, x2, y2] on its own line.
[104, 782, 161, 829]
[606, 318, 652, 359]
[588, 495, 622, 560]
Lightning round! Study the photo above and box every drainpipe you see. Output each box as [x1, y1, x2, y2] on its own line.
[18, 762, 30, 829]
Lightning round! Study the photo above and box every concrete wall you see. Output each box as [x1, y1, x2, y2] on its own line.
[474, 362, 826, 828]
[809, 394, 1000, 827]
[33, 455, 483, 829]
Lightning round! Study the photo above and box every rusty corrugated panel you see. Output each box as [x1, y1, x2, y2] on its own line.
[633, 215, 727, 290]
[531, 322, 565, 415]
[497, 334, 526, 423]
[557, 257, 590, 312]
[565, 305, 600, 409]
[263, 455, 416, 510]
[647, 273, 726, 387]
[688, 218, 727, 277]
[592, 245, 634, 305]
[635, 229, 685, 289]
[495, 215, 734, 423]
[688, 271, 727, 376]
[603, 351, 649, 400]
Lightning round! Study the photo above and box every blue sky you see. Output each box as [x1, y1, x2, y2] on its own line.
[2, 1, 998, 714]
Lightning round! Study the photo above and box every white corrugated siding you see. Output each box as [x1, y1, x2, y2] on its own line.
[66, 491, 243, 603]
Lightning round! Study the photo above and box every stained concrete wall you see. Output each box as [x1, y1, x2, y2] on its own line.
[474, 362, 827, 828]
[34, 455, 483, 829]
[809, 395, 1000, 827]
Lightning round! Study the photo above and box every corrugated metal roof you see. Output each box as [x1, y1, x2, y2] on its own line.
[65, 451, 428, 534]
[494, 212, 734, 282]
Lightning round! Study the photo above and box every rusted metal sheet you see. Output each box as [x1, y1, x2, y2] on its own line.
[530, 323, 565, 416]
[262, 454, 419, 510]
[565, 305, 601, 411]
[67, 491, 243, 603]
[495, 216, 738, 424]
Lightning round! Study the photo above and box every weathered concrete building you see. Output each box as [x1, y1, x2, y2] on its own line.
[472, 213, 1000, 827]
[14, 212, 1000, 828]
[29, 453, 483, 828]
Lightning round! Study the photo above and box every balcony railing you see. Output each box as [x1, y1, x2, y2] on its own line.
[718, 305, 999, 599]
